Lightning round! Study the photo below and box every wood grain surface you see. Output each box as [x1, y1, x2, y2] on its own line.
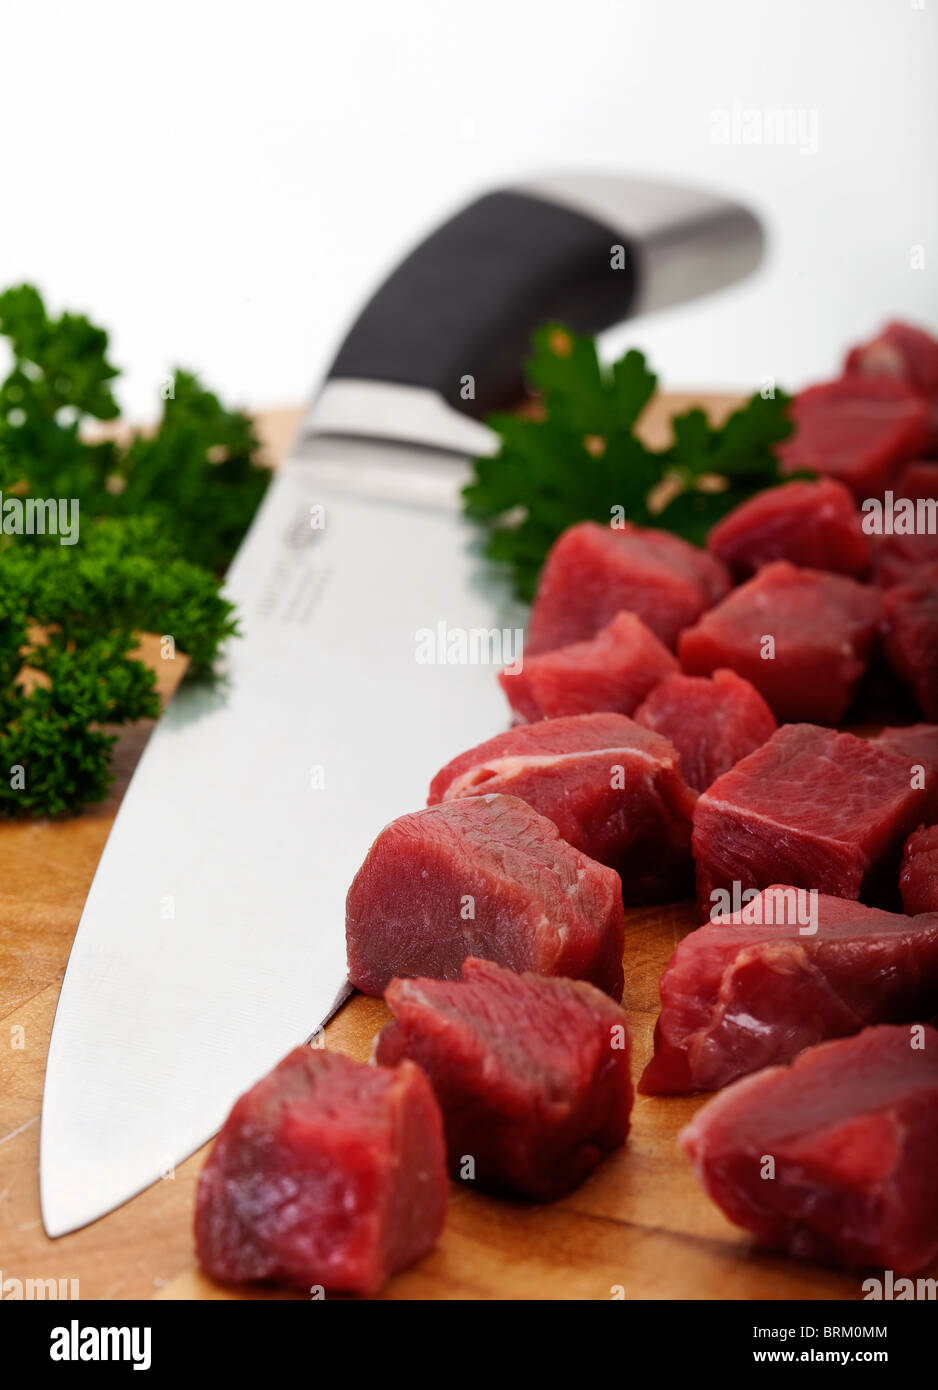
[0, 398, 890, 1302]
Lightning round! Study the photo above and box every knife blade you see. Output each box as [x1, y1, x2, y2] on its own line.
[40, 175, 764, 1235]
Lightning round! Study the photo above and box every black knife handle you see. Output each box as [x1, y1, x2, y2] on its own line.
[325, 191, 636, 418]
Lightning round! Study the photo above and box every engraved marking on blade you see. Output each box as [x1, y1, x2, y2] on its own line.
[254, 497, 332, 623]
[284, 505, 323, 549]
[257, 559, 332, 624]
[284, 567, 332, 625]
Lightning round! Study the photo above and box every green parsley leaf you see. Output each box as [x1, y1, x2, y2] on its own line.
[463, 323, 796, 599]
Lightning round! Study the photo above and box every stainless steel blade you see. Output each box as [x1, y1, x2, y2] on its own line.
[40, 436, 523, 1235]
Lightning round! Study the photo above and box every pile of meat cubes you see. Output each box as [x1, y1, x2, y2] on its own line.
[196, 319, 938, 1296]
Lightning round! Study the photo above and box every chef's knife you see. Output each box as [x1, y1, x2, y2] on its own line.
[40, 175, 763, 1235]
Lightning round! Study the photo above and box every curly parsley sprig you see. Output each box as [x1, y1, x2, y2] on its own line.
[0, 285, 266, 817]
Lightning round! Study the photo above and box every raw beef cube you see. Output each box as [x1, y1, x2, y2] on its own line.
[633, 669, 777, 792]
[872, 530, 938, 588]
[845, 321, 938, 400]
[870, 462, 938, 586]
[427, 713, 696, 904]
[679, 1025, 938, 1273]
[499, 610, 677, 722]
[346, 793, 625, 999]
[525, 521, 730, 654]
[195, 1047, 447, 1296]
[693, 724, 925, 909]
[901, 825, 938, 914]
[678, 560, 881, 724]
[874, 724, 938, 823]
[375, 957, 632, 1200]
[777, 376, 932, 497]
[880, 563, 938, 719]
[894, 460, 938, 499]
[641, 888, 938, 1095]
[707, 478, 870, 579]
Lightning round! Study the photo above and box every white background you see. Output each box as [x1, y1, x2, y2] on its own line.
[2, 0, 936, 420]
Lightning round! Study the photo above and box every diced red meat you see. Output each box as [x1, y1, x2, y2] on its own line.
[678, 560, 881, 724]
[880, 563, 938, 719]
[845, 321, 938, 400]
[346, 793, 625, 999]
[641, 888, 938, 1095]
[777, 376, 932, 497]
[633, 669, 777, 792]
[194, 1047, 447, 1296]
[895, 460, 938, 499]
[499, 610, 677, 723]
[707, 478, 870, 580]
[427, 713, 696, 905]
[693, 724, 925, 910]
[901, 825, 938, 914]
[874, 724, 938, 823]
[375, 957, 632, 1201]
[525, 521, 730, 654]
[872, 531, 938, 588]
[679, 1025, 938, 1274]
[869, 463, 938, 585]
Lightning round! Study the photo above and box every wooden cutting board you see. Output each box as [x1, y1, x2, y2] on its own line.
[0, 398, 873, 1302]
